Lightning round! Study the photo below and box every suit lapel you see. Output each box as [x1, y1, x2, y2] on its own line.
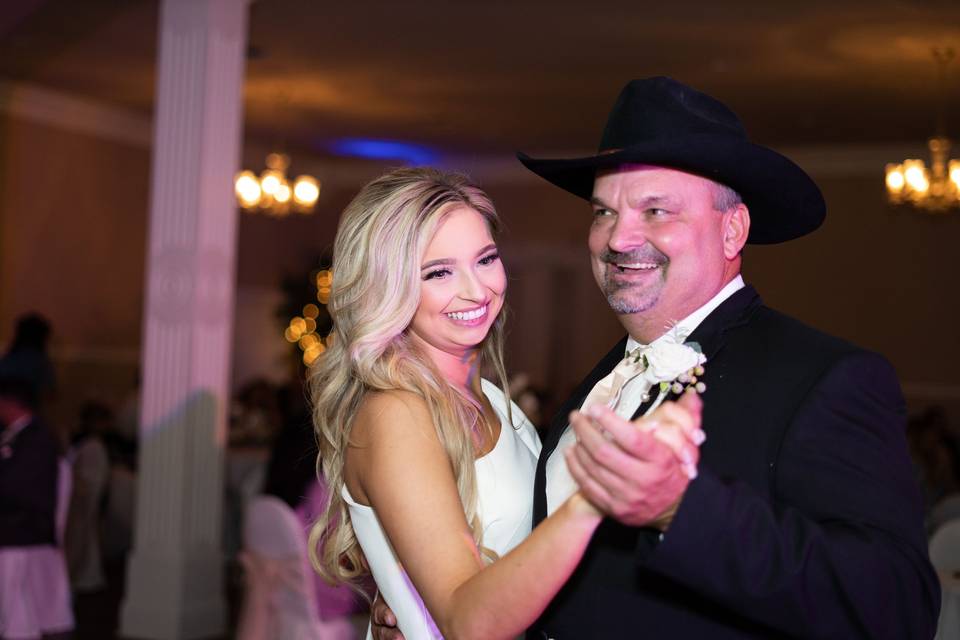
[686, 285, 761, 362]
[629, 286, 762, 420]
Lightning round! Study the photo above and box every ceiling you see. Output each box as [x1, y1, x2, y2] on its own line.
[1, 0, 960, 162]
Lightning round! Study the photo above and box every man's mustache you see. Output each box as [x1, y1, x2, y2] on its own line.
[599, 247, 668, 266]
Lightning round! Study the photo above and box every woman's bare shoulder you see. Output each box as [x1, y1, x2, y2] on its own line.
[351, 389, 435, 447]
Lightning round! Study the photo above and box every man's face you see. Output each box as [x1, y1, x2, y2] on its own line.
[589, 164, 743, 331]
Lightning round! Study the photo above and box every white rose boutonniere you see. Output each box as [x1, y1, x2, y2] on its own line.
[645, 340, 705, 382]
[631, 327, 707, 416]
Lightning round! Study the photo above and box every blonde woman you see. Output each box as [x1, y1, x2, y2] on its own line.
[309, 167, 700, 639]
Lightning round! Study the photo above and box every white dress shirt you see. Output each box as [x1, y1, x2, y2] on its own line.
[544, 275, 745, 515]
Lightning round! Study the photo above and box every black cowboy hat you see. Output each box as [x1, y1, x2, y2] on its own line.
[517, 77, 825, 244]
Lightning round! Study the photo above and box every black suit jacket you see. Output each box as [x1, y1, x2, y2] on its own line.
[0, 417, 59, 547]
[530, 286, 940, 639]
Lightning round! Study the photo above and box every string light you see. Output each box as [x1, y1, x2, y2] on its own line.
[285, 269, 334, 366]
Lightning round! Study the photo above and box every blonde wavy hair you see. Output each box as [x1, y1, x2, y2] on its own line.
[307, 167, 512, 592]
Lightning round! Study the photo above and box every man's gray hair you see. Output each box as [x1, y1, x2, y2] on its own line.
[712, 182, 742, 212]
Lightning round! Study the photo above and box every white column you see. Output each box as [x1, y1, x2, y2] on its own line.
[120, 1, 249, 638]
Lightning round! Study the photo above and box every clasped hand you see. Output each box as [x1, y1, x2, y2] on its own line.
[369, 392, 705, 640]
[564, 390, 704, 530]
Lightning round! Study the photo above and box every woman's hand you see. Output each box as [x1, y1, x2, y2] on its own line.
[639, 390, 705, 478]
[565, 391, 704, 530]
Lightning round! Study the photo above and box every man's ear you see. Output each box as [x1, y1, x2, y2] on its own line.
[722, 204, 750, 259]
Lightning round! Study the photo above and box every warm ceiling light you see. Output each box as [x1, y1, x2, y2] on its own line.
[885, 165, 905, 192]
[293, 176, 320, 209]
[235, 170, 262, 208]
[235, 152, 321, 216]
[886, 48, 959, 213]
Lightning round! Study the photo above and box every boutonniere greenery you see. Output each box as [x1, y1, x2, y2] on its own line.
[630, 326, 707, 414]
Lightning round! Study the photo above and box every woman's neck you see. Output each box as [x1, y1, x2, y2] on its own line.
[411, 336, 482, 396]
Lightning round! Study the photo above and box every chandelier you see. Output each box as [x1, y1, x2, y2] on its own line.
[885, 48, 960, 213]
[235, 152, 320, 216]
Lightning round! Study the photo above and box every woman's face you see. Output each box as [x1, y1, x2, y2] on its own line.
[408, 207, 506, 359]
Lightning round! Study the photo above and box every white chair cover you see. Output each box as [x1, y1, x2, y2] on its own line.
[931, 496, 960, 537]
[931, 520, 960, 571]
[931, 519, 960, 640]
[0, 458, 75, 639]
[236, 495, 353, 640]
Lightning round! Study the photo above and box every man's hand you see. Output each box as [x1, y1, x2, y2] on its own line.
[565, 391, 703, 530]
[370, 592, 404, 640]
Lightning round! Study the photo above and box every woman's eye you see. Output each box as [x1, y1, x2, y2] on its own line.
[478, 252, 500, 266]
[648, 208, 670, 217]
[423, 268, 451, 281]
[593, 208, 613, 217]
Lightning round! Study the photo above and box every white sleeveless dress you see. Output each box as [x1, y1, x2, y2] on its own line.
[343, 379, 542, 639]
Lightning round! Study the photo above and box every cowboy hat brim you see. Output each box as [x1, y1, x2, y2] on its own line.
[517, 133, 825, 245]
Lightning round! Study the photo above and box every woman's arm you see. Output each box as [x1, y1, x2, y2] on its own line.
[348, 391, 601, 640]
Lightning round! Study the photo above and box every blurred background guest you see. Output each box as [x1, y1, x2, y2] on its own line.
[230, 378, 283, 447]
[508, 372, 550, 435]
[0, 374, 74, 639]
[65, 401, 112, 594]
[0, 375, 58, 549]
[908, 406, 960, 534]
[0, 314, 57, 413]
[261, 374, 367, 636]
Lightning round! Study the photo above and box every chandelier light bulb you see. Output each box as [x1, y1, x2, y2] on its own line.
[260, 170, 282, 196]
[903, 161, 928, 191]
[885, 165, 905, 192]
[950, 160, 960, 190]
[265, 152, 290, 172]
[274, 182, 292, 204]
[235, 171, 262, 208]
[293, 175, 320, 207]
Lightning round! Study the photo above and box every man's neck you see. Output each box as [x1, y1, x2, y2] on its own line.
[621, 273, 744, 344]
[622, 312, 682, 345]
